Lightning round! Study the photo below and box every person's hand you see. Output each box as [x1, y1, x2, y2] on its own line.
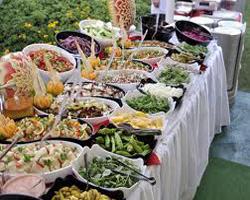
[153, 0, 160, 8]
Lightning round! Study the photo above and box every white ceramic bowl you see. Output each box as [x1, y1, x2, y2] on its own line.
[79, 20, 120, 46]
[126, 47, 168, 65]
[123, 89, 176, 116]
[22, 44, 76, 83]
[72, 145, 146, 197]
[34, 97, 119, 125]
[96, 69, 153, 92]
[0, 140, 83, 184]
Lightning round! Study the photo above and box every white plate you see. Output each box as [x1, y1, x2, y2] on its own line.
[126, 47, 168, 65]
[35, 97, 119, 125]
[123, 90, 176, 116]
[72, 145, 146, 197]
[79, 20, 120, 46]
[22, 44, 76, 83]
[0, 140, 83, 184]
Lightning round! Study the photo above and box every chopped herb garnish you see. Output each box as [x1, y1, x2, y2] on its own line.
[44, 159, 52, 167]
[60, 153, 67, 160]
[23, 154, 33, 162]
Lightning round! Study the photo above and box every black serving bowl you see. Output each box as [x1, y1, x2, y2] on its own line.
[41, 175, 125, 200]
[55, 31, 101, 57]
[0, 194, 40, 200]
[64, 81, 126, 107]
[141, 14, 175, 42]
[0, 115, 94, 147]
[137, 78, 186, 108]
[175, 20, 213, 47]
[92, 123, 158, 162]
[165, 48, 205, 65]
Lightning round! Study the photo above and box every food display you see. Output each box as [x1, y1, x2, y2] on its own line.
[178, 42, 208, 57]
[125, 49, 165, 60]
[126, 94, 170, 114]
[140, 83, 184, 99]
[81, 24, 113, 39]
[110, 110, 164, 130]
[0, 8, 214, 198]
[0, 115, 92, 142]
[182, 30, 209, 42]
[98, 70, 147, 84]
[170, 52, 201, 64]
[64, 82, 124, 99]
[0, 142, 79, 173]
[1, 175, 46, 198]
[158, 68, 190, 85]
[130, 40, 174, 49]
[100, 59, 152, 71]
[59, 35, 99, 55]
[78, 156, 139, 188]
[45, 98, 115, 119]
[28, 49, 74, 72]
[95, 127, 152, 157]
[51, 186, 112, 200]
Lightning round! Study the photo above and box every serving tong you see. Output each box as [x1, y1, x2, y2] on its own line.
[111, 157, 156, 185]
[118, 123, 162, 136]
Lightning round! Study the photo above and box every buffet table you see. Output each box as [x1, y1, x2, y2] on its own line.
[127, 44, 230, 200]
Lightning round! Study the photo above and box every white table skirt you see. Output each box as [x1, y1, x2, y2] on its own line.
[127, 45, 230, 200]
[68, 44, 230, 200]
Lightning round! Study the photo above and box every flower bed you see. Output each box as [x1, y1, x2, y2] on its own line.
[0, 0, 150, 56]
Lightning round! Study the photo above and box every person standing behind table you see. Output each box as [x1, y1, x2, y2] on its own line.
[151, 0, 167, 14]
[151, 0, 175, 23]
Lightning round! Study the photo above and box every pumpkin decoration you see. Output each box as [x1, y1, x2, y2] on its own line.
[47, 80, 64, 96]
[108, 0, 136, 30]
[33, 94, 53, 109]
[0, 114, 17, 139]
[106, 46, 122, 57]
[125, 39, 132, 48]
[81, 70, 99, 80]
[88, 56, 101, 69]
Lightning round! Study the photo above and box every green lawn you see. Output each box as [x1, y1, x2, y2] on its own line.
[238, 0, 250, 91]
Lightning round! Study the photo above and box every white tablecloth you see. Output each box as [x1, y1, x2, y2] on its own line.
[127, 45, 230, 200]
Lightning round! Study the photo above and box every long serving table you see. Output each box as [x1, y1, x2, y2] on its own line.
[127, 43, 230, 200]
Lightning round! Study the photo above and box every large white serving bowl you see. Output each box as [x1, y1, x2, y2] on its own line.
[0, 140, 83, 184]
[72, 145, 146, 197]
[22, 44, 76, 83]
[126, 47, 168, 65]
[79, 20, 120, 46]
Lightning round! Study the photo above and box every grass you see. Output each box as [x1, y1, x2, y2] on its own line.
[194, 158, 250, 200]
[238, 0, 250, 91]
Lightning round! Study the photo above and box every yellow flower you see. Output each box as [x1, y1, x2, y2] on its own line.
[43, 35, 48, 38]
[24, 22, 32, 28]
[47, 42, 52, 45]
[48, 22, 56, 29]
[54, 30, 59, 34]
[3, 49, 10, 55]
[74, 22, 79, 27]
[54, 21, 59, 25]
[66, 12, 73, 18]
[37, 30, 41, 34]
[20, 34, 27, 39]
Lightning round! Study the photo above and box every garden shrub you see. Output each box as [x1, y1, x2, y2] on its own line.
[0, 0, 150, 56]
